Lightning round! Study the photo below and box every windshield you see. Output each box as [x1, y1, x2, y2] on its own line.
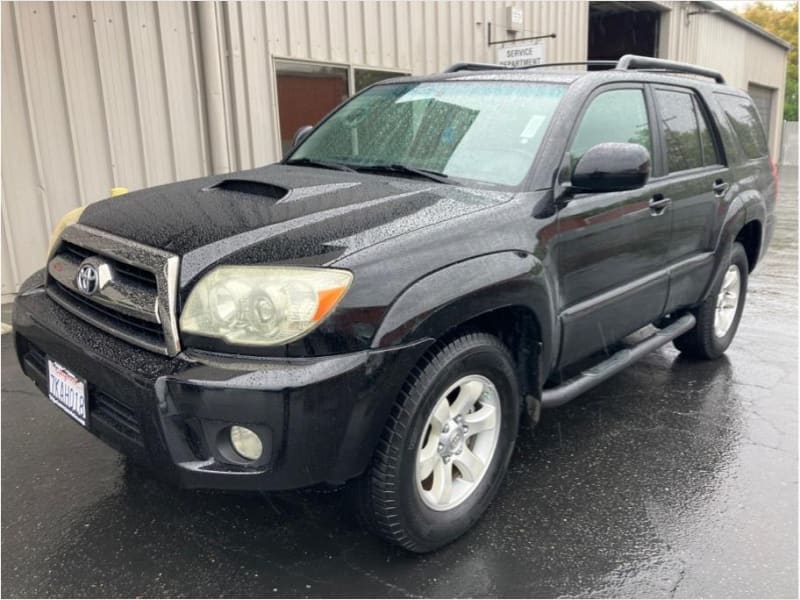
[289, 81, 566, 187]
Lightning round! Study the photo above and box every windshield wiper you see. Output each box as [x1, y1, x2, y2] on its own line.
[355, 163, 452, 184]
[284, 157, 356, 172]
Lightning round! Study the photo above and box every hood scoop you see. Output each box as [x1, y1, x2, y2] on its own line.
[206, 178, 289, 201]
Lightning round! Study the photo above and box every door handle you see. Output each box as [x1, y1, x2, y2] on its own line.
[713, 179, 730, 197]
[649, 194, 671, 215]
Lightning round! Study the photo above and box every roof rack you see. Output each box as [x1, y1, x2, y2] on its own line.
[442, 54, 726, 84]
[443, 60, 614, 73]
[616, 54, 725, 83]
[519, 60, 618, 70]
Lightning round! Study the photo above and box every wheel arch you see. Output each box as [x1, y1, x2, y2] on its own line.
[700, 196, 747, 302]
[371, 252, 556, 414]
[735, 219, 763, 272]
[441, 305, 544, 411]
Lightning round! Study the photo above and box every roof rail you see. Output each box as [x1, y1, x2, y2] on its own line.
[442, 54, 726, 84]
[519, 60, 618, 70]
[443, 62, 508, 73]
[616, 54, 725, 84]
[444, 61, 615, 73]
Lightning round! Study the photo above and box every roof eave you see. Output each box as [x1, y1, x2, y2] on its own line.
[694, 1, 792, 51]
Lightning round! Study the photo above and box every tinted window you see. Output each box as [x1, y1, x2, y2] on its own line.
[570, 89, 652, 167]
[715, 93, 769, 159]
[655, 89, 704, 173]
[694, 96, 720, 166]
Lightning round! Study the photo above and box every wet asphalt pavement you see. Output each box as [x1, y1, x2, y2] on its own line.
[2, 170, 797, 598]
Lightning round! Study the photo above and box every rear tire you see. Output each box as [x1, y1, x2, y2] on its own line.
[352, 332, 520, 553]
[673, 242, 748, 359]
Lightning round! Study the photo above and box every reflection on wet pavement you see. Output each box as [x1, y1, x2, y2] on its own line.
[2, 171, 796, 598]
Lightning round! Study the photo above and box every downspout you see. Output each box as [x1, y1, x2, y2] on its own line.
[197, 2, 231, 174]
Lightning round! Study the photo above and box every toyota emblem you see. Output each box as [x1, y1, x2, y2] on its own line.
[76, 263, 99, 295]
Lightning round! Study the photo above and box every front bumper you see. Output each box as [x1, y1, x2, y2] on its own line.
[13, 278, 430, 491]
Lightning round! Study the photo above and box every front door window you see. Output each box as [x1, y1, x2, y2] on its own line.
[570, 88, 652, 168]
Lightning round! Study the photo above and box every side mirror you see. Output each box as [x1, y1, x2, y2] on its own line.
[571, 142, 650, 193]
[291, 125, 313, 151]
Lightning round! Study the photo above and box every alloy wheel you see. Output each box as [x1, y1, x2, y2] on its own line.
[415, 374, 501, 511]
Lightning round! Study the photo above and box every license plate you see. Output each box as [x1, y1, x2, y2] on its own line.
[48, 359, 87, 427]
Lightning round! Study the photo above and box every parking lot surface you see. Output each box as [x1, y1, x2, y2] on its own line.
[2, 170, 797, 598]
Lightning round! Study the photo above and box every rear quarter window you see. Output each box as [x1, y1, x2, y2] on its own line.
[714, 93, 769, 160]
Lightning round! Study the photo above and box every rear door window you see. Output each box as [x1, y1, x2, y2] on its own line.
[714, 93, 769, 159]
[694, 96, 721, 166]
[570, 88, 652, 168]
[654, 89, 710, 173]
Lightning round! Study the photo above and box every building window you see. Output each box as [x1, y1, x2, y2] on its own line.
[275, 60, 349, 155]
[354, 69, 404, 92]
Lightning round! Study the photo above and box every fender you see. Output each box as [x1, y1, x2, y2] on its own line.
[700, 193, 748, 302]
[745, 194, 767, 227]
[371, 251, 558, 373]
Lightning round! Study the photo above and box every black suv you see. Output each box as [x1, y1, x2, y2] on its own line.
[14, 55, 777, 552]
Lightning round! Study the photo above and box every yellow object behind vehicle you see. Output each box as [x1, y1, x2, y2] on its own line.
[48, 206, 85, 254]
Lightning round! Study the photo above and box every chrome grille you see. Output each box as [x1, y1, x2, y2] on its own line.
[46, 224, 180, 356]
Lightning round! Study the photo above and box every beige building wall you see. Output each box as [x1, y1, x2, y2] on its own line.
[1, 0, 588, 298]
[0, 1, 788, 298]
[2, 1, 210, 297]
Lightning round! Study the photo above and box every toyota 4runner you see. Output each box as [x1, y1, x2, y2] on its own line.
[13, 55, 777, 552]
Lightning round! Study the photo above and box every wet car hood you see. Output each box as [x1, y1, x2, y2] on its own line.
[78, 164, 513, 287]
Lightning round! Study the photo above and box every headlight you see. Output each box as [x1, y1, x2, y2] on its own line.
[180, 266, 353, 347]
[48, 206, 86, 254]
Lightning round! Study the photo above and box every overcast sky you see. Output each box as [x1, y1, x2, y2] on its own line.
[716, 0, 796, 11]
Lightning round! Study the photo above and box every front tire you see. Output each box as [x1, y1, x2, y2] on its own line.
[673, 242, 749, 359]
[353, 332, 521, 552]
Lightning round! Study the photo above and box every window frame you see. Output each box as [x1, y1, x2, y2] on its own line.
[271, 56, 410, 98]
[270, 57, 410, 158]
[564, 82, 664, 179]
[649, 83, 728, 179]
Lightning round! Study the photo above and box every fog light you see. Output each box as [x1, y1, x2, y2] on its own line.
[230, 426, 263, 461]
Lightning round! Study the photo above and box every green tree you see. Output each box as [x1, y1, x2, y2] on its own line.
[738, 2, 798, 121]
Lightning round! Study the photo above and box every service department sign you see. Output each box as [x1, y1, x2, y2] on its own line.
[496, 41, 545, 68]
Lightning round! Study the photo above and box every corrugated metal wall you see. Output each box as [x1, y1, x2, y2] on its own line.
[2, 1, 209, 297]
[1, 1, 788, 298]
[212, 0, 589, 172]
[1, 0, 588, 297]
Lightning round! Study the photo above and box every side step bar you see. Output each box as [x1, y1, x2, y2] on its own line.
[541, 314, 696, 409]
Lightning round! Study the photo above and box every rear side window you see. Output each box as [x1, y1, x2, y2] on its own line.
[715, 93, 769, 159]
[570, 89, 652, 168]
[654, 89, 719, 173]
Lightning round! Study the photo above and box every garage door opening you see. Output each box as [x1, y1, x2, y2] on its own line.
[588, 2, 664, 66]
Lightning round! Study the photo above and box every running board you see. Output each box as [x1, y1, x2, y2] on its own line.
[541, 314, 696, 409]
